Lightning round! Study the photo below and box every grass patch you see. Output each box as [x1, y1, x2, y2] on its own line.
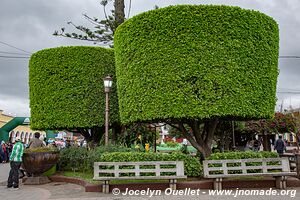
[62, 171, 100, 184]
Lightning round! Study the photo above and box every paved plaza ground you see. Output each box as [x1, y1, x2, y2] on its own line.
[0, 163, 300, 200]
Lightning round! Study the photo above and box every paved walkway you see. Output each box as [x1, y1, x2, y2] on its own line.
[0, 163, 299, 200]
[0, 163, 10, 183]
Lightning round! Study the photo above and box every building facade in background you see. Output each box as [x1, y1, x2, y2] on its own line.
[0, 109, 45, 144]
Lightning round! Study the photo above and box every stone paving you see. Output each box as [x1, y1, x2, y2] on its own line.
[0, 163, 299, 200]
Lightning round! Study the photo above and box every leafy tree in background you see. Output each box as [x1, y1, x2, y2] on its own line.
[270, 112, 297, 134]
[246, 112, 297, 151]
[53, 0, 126, 46]
[53, 1, 159, 46]
[114, 5, 279, 158]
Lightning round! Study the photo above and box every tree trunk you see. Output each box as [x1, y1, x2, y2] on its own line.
[220, 131, 232, 152]
[169, 118, 219, 159]
[115, 0, 125, 27]
[262, 131, 271, 151]
[76, 126, 105, 148]
[111, 123, 122, 145]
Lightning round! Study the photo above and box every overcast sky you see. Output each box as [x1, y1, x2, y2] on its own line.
[0, 0, 300, 117]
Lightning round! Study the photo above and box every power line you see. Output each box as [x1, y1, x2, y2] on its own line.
[277, 92, 300, 94]
[279, 56, 300, 59]
[0, 51, 31, 56]
[278, 88, 300, 92]
[0, 41, 31, 54]
[0, 55, 30, 59]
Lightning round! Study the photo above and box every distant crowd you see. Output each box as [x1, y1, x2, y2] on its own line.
[0, 132, 87, 163]
[0, 140, 12, 163]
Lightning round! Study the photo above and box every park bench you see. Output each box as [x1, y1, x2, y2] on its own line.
[93, 161, 187, 193]
[203, 157, 297, 190]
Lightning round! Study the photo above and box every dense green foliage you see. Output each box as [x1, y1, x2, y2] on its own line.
[100, 152, 202, 177]
[58, 147, 202, 177]
[29, 46, 118, 130]
[24, 147, 58, 153]
[58, 146, 132, 172]
[114, 5, 279, 123]
[207, 151, 278, 160]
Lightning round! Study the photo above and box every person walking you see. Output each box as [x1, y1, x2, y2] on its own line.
[274, 135, 286, 156]
[253, 139, 261, 152]
[7, 136, 24, 189]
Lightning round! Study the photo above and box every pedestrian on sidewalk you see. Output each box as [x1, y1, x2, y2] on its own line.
[7, 136, 24, 189]
[274, 135, 286, 156]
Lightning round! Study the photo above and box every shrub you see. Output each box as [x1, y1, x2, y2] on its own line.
[207, 151, 278, 160]
[100, 152, 202, 177]
[114, 5, 279, 124]
[58, 147, 89, 172]
[58, 146, 132, 172]
[86, 146, 132, 169]
[165, 141, 180, 148]
[24, 147, 58, 153]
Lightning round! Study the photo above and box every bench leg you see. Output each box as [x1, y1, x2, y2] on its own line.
[282, 176, 287, 189]
[214, 178, 222, 190]
[275, 176, 287, 189]
[103, 180, 110, 194]
[169, 179, 177, 190]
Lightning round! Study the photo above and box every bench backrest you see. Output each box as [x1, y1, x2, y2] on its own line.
[203, 157, 291, 178]
[94, 161, 186, 180]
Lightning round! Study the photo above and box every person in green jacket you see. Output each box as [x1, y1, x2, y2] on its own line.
[7, 136, 24, 189]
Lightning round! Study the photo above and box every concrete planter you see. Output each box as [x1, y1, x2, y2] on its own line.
[23, 151, 59, 184]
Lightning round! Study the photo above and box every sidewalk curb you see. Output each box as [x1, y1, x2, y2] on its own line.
[49, 175, 101, 192]
[49, 175, 300, 193]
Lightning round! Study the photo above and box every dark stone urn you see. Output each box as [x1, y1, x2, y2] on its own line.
[22, 151, 59, 185]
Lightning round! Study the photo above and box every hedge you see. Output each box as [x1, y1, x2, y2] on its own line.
[58, 148, 202, 177]
[100, 152, 202, 177]
[29, 46, 119, 129]
[58, 146, 132, 172]
[114, 5, 279, 123]
[207, 151, 278, 160]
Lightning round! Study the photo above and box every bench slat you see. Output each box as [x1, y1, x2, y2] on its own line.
[203, 157, 295, 178]
[95, 168, 178, 174]
[94, 161, 180, 165]
[204, 172, 297, 178]
[93, 176, 187, 180]
[206, 165, 285, 171]
[94, 161, 187, 181]
[203, 158, 285, 164]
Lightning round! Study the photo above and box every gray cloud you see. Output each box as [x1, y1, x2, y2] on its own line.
[0, 0, 300, 116]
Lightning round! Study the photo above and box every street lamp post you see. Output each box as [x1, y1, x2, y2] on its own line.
[103, 76, 113, 146]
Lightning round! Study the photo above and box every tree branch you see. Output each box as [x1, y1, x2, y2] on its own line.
[127, 0, 132, 19]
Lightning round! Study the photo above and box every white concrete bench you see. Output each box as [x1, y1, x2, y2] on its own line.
[94, 161, 187, 193]
[203, 157, 297, 190]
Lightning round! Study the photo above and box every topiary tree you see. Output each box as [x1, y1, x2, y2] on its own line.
[114, 5, 279, 158]
[29, 46, 119, 144]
